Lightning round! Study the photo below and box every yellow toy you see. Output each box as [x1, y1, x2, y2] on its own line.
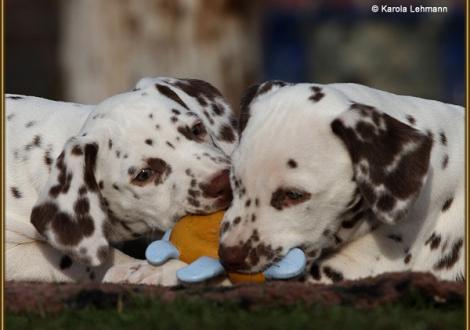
[145, 212, 306, 284]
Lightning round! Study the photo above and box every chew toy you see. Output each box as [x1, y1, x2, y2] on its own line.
[145, 211, 306, 283]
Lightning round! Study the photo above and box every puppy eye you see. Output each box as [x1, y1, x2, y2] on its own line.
[133, 168, 155, 183]
[285, 190, 305, 200]
[191, 121, 207, 141]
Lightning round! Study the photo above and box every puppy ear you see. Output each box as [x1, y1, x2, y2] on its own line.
[239, 80, 289, 135]
[30, 137, 110, 266]
[331, 103, 433, 225]
[160, 78, 240, 156]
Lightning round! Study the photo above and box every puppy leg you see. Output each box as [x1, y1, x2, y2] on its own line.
[103, 259, 187, 286]
[5, 240, 138, 282]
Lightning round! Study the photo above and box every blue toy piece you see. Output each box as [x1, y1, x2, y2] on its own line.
[176, 257, 225, 283]
[145, 229, 307, 283]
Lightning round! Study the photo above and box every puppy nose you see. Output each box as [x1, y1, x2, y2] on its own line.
[201, 169, 232, 200]
[218, 244, 249, 271]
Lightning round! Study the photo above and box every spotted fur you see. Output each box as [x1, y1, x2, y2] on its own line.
[219, 81, 464, 283]
[6, 77, 238, 283]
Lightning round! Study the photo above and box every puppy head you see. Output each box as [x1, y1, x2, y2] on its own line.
[218, 82, 432, 273]
[31, 78, 238, 266]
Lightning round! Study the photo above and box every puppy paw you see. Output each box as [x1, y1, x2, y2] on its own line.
[102, 259, 187, 286]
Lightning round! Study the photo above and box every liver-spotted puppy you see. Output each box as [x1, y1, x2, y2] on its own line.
[218, 81, 464, 283]
[6, 77, 238, 284]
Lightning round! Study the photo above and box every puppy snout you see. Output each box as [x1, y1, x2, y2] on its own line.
[218, 244, 249, 271]
[201, 169, 232, 201]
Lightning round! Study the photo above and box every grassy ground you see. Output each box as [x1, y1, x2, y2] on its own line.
[6, 294, 465, 330]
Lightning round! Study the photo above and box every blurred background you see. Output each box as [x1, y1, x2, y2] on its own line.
[5, 0, 466, 111]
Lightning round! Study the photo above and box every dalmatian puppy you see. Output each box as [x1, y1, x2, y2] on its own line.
[218, 81, 464, 283]
[6, 77, 238, 284]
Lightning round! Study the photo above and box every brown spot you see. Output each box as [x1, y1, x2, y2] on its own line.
[108, 139, 113, 149]
[166, 141, 175, 149]
[212, 103, 224, 116]
[442, 198, 453, 211]
[439, 131, 447, 146]
[233, 217, 241, 225]
[51, 212, 82, 246]
[25, 121, 36, 128]
[323, 266, 343, 282]
[219, 124, 235, 143]
[155, 84, 188, 109]
[287, 159, 297, 168]
[7, 95, 24, 100]
[425, 233, 441, 250]
[258, 80, 287, 95]
[309, 86, 325, 102]
[78, 186, 87, 195]
[10, 187, 22, 198]
[220, 222, 230, 235]
[442, 154, 449, 169]
[71, 145, 83, 156]
[404, 253, 412, 264]
[145, 139, 153, 146]
[406, 115, 416, 125]
[310, 263, 321, 280]
[31, 202, 58, 234]
[434, 238, 463, 270]
[172, 79, 222, 105]
[245, 199, 251, 207]
[59, 255, 73, 270]
[84, 144, 99, 192]
[44, 151, 53, 168]
[33, 135, 41, 147]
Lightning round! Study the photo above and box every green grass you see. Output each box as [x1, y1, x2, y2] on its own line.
[6, 294, 465, 330]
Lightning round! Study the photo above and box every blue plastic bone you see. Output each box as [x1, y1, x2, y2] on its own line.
[263, 248, 306, 280]
[176, 256, 225, 283]
[145, 228, 307, 283]
[145, 229, 180, 266]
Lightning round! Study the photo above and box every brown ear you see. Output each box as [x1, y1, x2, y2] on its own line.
[30, 137, 111, 266]
[239, 80, 290, 135]
[331, 103, 433, 225]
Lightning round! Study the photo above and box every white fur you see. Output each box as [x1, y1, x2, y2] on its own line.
[6, 77, 238, 283]
[220, 82, 464, 282]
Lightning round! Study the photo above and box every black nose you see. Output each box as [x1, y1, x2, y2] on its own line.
[201, 169, 232, 201]
[218, 244, 249, 271]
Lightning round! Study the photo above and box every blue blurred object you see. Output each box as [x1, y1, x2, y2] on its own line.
[145, 229, 180, 266]
[176, 257, 225, 283]
[263, 248, 307, 280]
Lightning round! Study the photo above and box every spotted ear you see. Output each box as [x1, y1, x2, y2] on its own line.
[134, 76, 239, 156]
[331, 103, 433, 225]
[30, 137, 110, 266]
[239, 80, 290, 135]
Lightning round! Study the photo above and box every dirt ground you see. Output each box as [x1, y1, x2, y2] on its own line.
[5, 272, 464, 314]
